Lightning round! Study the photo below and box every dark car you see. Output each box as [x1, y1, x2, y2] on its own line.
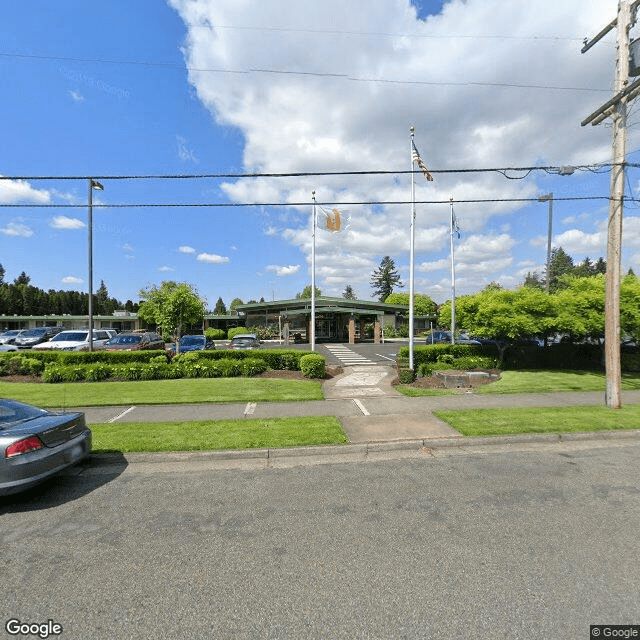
[100, 331, 165, 351]
[176, 335, 215, 353]
[13, 326, 63, 349]
[0, 398, 91, 496]
[227, 334, 261, 350]
[425, 330, 480, 345]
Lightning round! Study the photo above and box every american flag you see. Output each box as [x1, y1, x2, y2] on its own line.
[411, 140, 434, 181]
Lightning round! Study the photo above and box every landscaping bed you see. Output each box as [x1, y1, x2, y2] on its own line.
[395, 368, 501, 390]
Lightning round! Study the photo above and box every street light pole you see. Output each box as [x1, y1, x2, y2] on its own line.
[88, 179, 103, 351]
[538, 193, 553, 292]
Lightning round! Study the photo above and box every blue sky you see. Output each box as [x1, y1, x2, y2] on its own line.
[1, 0, 638, 309]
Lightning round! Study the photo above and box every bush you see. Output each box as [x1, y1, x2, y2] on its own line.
[241, 358, 268, 376]
[204, 327, 226, 340]
[0, 354, 45, 376]
[300, 354, 325, 378]
[227, 327, 249, 340]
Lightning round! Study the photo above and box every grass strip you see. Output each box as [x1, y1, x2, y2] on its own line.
[396, 370, 640, 397]
[0, 377, 324, 407]
[434, 404, 640, 437]
[91, 416, 348, 453]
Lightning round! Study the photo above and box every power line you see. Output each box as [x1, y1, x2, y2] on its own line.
[0, 162, 619, 182]
[0, 51, 611, 93]
[0, 196, 612, 209]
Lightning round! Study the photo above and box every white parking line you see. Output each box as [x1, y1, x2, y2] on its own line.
[352, 398, 370, 415]
[375, 353, 396, 361]
[108, 406, 136, 423]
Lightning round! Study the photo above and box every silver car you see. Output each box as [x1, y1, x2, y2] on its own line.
[0, 399, 91, 496]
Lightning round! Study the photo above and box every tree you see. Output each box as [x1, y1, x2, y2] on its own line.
[546, 247, 574, 292]
[384, 292, 436, 316]
[296, 285, 321, 299]
[13, 271, 30, 286]
[522, 271, 545, 289]
[370, 256, 402, 302]
[137, 281, 205, 350]
[229, 297, 244, 314]
[342, 284, 357, 300]
[213, 297, 227, 314]
[0, 263, 5, 285]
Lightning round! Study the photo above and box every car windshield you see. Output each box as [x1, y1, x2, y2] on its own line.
[181, 336, 204, 346]
[0, 399, 49, 426]
[233, 337, 254, 343]
[53, 332, 88, 342]
[107, 335, 142, 345]
[1, 330, 21, 337]
[21, 328, 48, 337]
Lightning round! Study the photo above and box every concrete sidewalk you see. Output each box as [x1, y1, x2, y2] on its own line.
[75, 365, 640, 445]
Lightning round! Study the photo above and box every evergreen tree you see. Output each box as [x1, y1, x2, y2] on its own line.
[370, 256, 402, 302]
[229, 297, 244, 314]
[13, 271, 30, 286]
[522, 272, 544, 289]
[342, 284, 357, 300]
[213, 297, 227, 314]
[594, 257, 607, 274]
[546, 247, 574, 292]
[0, 263, 5, 285]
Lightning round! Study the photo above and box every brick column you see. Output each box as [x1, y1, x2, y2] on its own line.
[374, 319, 381, 344]
[348, 318, 356, 344]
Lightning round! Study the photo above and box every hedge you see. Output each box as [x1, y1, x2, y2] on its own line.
[300, 354, 325, 378]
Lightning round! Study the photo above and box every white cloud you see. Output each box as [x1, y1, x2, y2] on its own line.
[177, 135, 198, 163]
[0, 178, 50, 204]
[122, 243, 135, 253]
[68, 89, 84, 102]
[50, 215, 85, 230]
[158, 265, 175, 272]
[178, 245, 196, 254]
[169, 0, 623, 299]
[62, 276, 83, 284]
[1, 221, 34, 237]
[197, 252, 230, 264]
[266, 264, 300, 276]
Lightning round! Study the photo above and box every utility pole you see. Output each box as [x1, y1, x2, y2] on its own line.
[582, 0, 639, 408]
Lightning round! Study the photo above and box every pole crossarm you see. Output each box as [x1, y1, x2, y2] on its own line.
[581, 76, 640, 126]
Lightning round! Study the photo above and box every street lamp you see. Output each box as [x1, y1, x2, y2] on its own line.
[538, 193, 553, 292]
[88, 179, 103, 351]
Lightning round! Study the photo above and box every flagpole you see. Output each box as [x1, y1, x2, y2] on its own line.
[449, 196, 456, 345]
[409, 127, 416, 371]
[311, 191, 317, 352]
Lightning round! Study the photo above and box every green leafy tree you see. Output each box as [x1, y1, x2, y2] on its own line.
[296, 285, 321, 299]
[0, 263, 5, 285]
[229, 297, 244, 314]
[384, 292, 437, 316]
[370, 256, 402, 302]
[522, 271, 545, 289]
[138, 281, 205, 350]
[621, 272, 640, 343]
[342, 284, 357, 300]
[554, 275, 605, 341]
[13, 271, 30, 286]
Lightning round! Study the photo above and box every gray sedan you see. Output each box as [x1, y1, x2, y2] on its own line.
[0, 399, 91, 496]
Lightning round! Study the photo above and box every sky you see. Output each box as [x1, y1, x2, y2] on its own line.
[1, 0, 640, 309]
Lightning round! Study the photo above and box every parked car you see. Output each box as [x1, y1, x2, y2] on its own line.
[176, 335, 215, 353]
[227, 334, 261, 350]
[0, 398, 91, 496]
[13, 326, 63, 349]
[0, 330, 25, 345]
[425, 330, 481, 345]
[34, 329, 116, 351]
[99, 331, 165, 351]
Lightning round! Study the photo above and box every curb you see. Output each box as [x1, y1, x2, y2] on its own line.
[89, 428, 640, 466]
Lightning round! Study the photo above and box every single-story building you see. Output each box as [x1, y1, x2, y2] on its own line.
[235, 296, 411, 344]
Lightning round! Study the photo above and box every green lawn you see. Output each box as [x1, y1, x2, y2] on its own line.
[0, 377, 324, 408]
[435, 404, 640, 437]
[396, 370, 640, 397]
[91, 416, 348, 452]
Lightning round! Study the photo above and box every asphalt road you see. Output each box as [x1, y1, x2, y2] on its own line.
[1, 438, 639, 640]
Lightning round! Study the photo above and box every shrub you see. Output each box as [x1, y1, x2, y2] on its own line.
[241, 358, 268, 376]
[227, 327, 250, 340]
[0, 355, 45, 376]
[204, 327, 226, 341]
[83, 363, 112, 382]
[300, 354, 325, 378]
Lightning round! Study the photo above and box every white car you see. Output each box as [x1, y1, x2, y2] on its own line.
[0, 330, 25, 345]
[34, 329, 117, 351]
